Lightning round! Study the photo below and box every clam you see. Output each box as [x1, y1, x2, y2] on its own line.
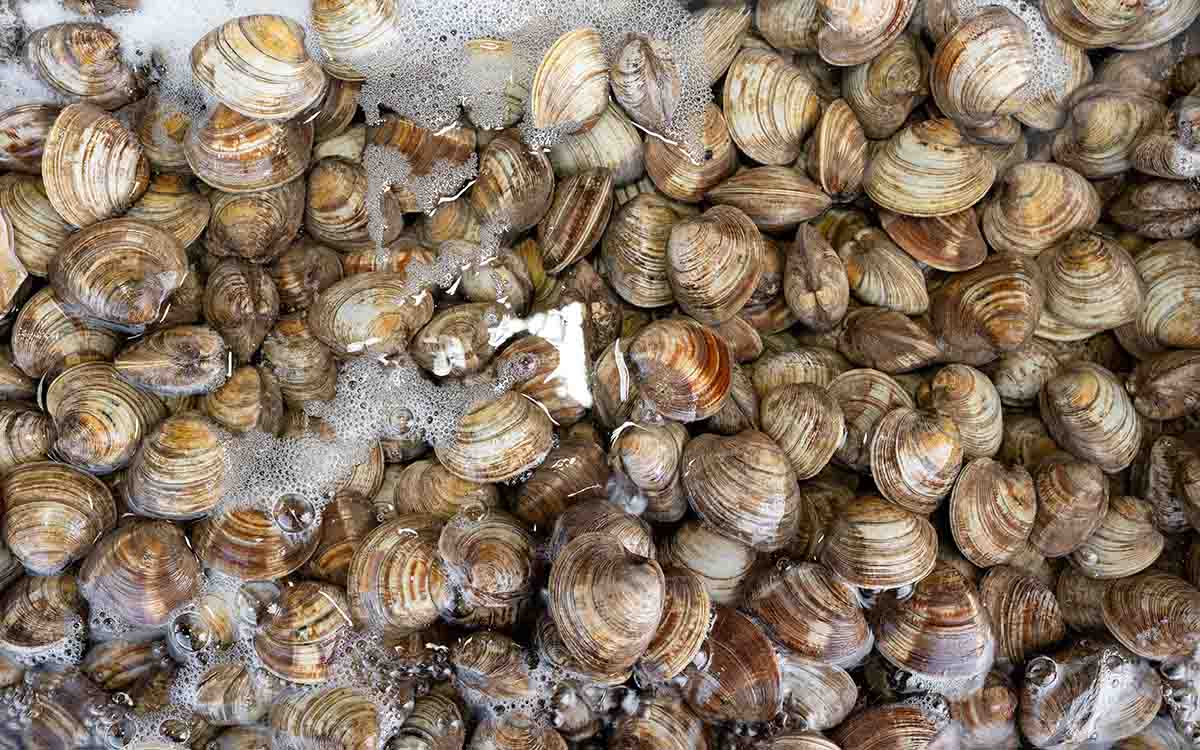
[0, 175, 72, 278]
[875, 562, 995, 693]
[419, 197, 481, 247]
[255, 580, 352, 685]
[115, 325, 228, 397]
[549, 532, 664, 677]
[192, 664, 274, 726]
[611, 34, 681, 132]
[1102, 573, 1200, 660]
[666, 206, 763, 326]
[2, 461, 115, 576]
[308, 0, 400, 82]
[723, 48, 821, 166]
[450, 629, 536, 699]
[205, 180, 305, 263]
[341, 237, 435, 277]
[950, 458, 1038, 568]
[1069, 495, 1163, 579]
[549, 104, 645, 187]
[0, 104, 59, 174]
[439, 509, 534, 609]
[45, 361, 167, 474]
[392, 458, 502, 521]
[1127, 350, 1200, 421]
[81, 638, 170, 693]
[843, 33, 929, 140]
[1110, 179, 1200, 240]
[41, 103, 149, 229]
[1119, 0, 1200, 49]
[125, 174, 212, 249]
[459, 248, 534, 315]
[1017, 39, 1093, 131]
[754, 0, 817, 53]
[191, 15, 326, 120]
[268, 239, 343, 313]
[1184, 453, 1200, 533]
[929, 253, 1045, 365]
[0, 401, 52, 474]
[827, 367, 914, 472]
[346, 514, 449, 634]
[708, 167, 832, 235]
[839, 227, 928, 315]
[699, 3, 752, 83]
[435, 392, 553, 483]
[192, 508, 320, 582]
[740, 235, 800, 335]
[23, 23, 144, 111]
[78, 520, 201, 628]
[805, 99, 867, 202]
[635, 566, 711, 684]
[9, 287, 122, 378]
[410, 302, 507, 378]
[831, 703, 941, 749]
[918, 364, 1003, 459]
[549, 499, 655, 561]
[132, 95, 192, 175]
[745, 561, 872, 668]
[783, 224, 850, 332]
[392, 693, 465, 750]
[609, 420, 689, 523]
[981, 339, 1064, 410]
[204, 259, 280, 362]
[261, 312, 338, 405]
[837, 306, 942, 374]
[775, 652, 858, 732]
[461, 37, 529, 129]
[870, 406, 963, 514]
[0, 575, 82, 660]
[308, 78, 360, 141]
[1053, 85, 1165, 178]
[1056, 568, 1111, 631]
[1125, 239, 1200, 350]
[269, 687, 380, 750]
[683, 605, 782, 722]
[816, 0, 917, 65]
[1019, 639, 1162, 748]
[760, 383, 844, 481]
[601, 192, 683, 309]
[948, 670, 1020, 749]
[307, 271, 433, 357]
[644, 103, 738, 203]
[512, 436, 607, 530]
[753, 347, 850, 398]
[124, 412, 227, 521]
[616, 317, 732, 424]
[1043, 0, 1149, 47]
[610, 691, 708, 750]
[930, 8, 1034, 127]
[470, 713, 566, 750]
[185, 106, 313, 194]
[979, 565, 1066, 666]
[366, 115, 476, 212]
[864, 118, 996, 218]
[1041, 362, 1142, 473]
[306, 157, 401, 251]
[492, 335, 589, 426]
[530, 28, 610, 132]
[468, 133, 555, 236]
[50, 217, 187, 331]
[1041, 230, 1145, 332]
[538, 169, 614, 274]
[820, 494, 938, 589]
[981, 162, 1102, 257]
[1031, 452, 1110, 558]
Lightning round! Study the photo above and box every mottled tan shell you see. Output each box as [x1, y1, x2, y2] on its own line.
[820, 494, 938, 589]
[305, 157, 397, 251]
[837, 307, 942, 374]
[261, 312, 338, 405]
[0, 574, 82, 659]
[203, 259, 281, 364]
[929, 253, 1046, 365]
[267, 239, 344, 314]
[633, 565, 711, 684]
[1041, 362, 1142, 474]
[125, 174, 211, 249]
[1068, 495, 1162, 579]
[1053, 85, 1165, 178]
[123, 412, 226, 521]
[23, 23, 143, 111]
[982, 162, 1102, 257]
[2, 461, 114, 576]
[548, 104, 644, 187]
[950, 458, 1038, 568]
[511, 437, 607, 530]
[978, 565, 1066, 666]
[610, 691, 708, 750]
[435, 392, 553, 483]
[254, 581, 352, 685]
[41, 103, 149, 229]
[9, 288, 120, 379]
[843, 33, 929, 140]
[865, 118, 996, 218]
[1102, 573, 1200, 660]
[114, 325, 228, 398]
[78, 520, 201, 628]
[760, 384, 844, 481]
[468, 133, 555, 236]
[645, 104, 738, 203]
[783, 225, 850, 332]
[538, 169, 614, 275]
[699, 3, 752, 84]
[306, 271, 433, 357]
[610, 34, 681, 132]
[0, 175, 71, 279]
[839, 227, 928, 315]
[190, 15, 326, 120]
[205, 181, 305, 264]
[269, 687, 380, 750]
[1042, 0, 1149, 47]
[549, 499, 655, 562]
[391, 457, 501, 521]
[600, 192, 682, 309]
[344, 514, 449, 634]
[1127, 240, 1200, 350]
[0, 105, 59, 175]
[1127, 350, 1200, 421]
[930, 8, 1034, 127]
[722, 48, 821, 166]
[192, 508, 319, 582]
[439, 509, 534, 609]
[185, 106, 313, 194]
[530, 28, 610, 132]
[683, 606, 782, 722]
[805, 99, 867, 203]
[827, 367, 914, 472]
[1041, 230, 1145, 332]
[918, 364, 1003, 459]
[870, 407, 964, 515]
[308, 0, 402, 82]
[658, 520, 755, 606]
[1055, 568, 1110, 631]
[1031, 453, 1110, 558]
[666, 206, 763, 326]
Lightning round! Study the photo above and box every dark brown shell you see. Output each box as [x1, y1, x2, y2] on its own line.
[784, 224, 850, 333]
[512, 436, 608, 530]
[683, 606, 782, 723]
[261, 312, 338, 405]
[634, 565, 711, 684]
[929, 253, 1046, 365]
[838, 307, 942, 374]
[192, 509, 319, 582]
[1102, 573, 1200, 660]
[1127, 350, 1200, 421]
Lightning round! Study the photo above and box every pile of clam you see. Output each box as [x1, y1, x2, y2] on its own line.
[3, 0, 1200, 749]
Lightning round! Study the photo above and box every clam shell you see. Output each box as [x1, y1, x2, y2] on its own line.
[305, 157, 400, 251]
[346, 514, 449, 635]
[451, 629, 536, 700]
[304, 492, 376, 585]
[192, 508, 319, 581]
[1102, 573, 1200, 660]
[269, 687, 380, 750]
[1126, 240, 1200, 350]
[193, 663, 273, 726]
[820, 494, 937, 589]
[549, 499, 655, 561]
[739, 235, 799, 335]
[805, 99, 866, 203]
[667, 205, 763, 326]
[23, 23, 143, 111]
[549, 103, 644, 187]
[1127, 351, 1200, 423]
[831, 703, 940, 749]
[307, 271, 433, 357]
[309, 78, 360, 141]
[493, 335, 589, 426]
[930, 8, 1034, 127]
[1110, 179, 1200, 240]
[918, 364, 1002, 459]
[1118, 0, 1200, 49]
[1043, 0, 1149, 47]
[0, 104, 59, 175]
[124, 411, 227, 521]
[839, 227, 928, 315]
[776, 653, 858, 732]
[827, 367, 914, 472]
[699, 3, 752, 83]
[1056, 568, 1110, 631]
[980, 338, 1063, 409]
[460, 249, 533, 316]
[610, 691, 707, 750]
[530, 28, 610, 132]
[1016, 36, 1093, 131]
[308, 0, 400, 82]
[434, 392, 553, 483]
[644, 103, 737, 203]
[267, 239, 343, 313]
[45, 361, 167, 474]
[10, 287, 121, 378]
[1053, 85, 1165, 178]
[512, 437, 607, 530]
[865, 118, 996, 218]
[190, 15, 326, 120]
[844, 32, 929, 140]
[870, 406, 963, 515]
[2, 461, 115, 576]
[723, 48, 821, 165]
[1031, 453, 1110, 558]
[978, 565, 1066, 666]
[262, 312, 338, 404]
[879, 208, 987, 273]
[439, 509, 534, 609]
[683, 605, 782, 722]
[204, 259, 280, 363]
[1069, 495, 1163, 580]
[0, 574, 81, 658]
[549, 531, 664, 677]
[745, 561, 872, 668]
[1041, 230, 1145, 331]
[0, 401, 52, 474]
[203, 364, 283, 435]
[611, 34, 680, 131]
[125, 174, 211, 249]
[760, 383, 844, 481]
[42, 102, 149, 229]
[707, 167, 831, 235]
[625, 317, 733, 423]
[366, 115, 476, 212]
[600, 192, 682, 309]
[950, 457, 1037, 567]
[537, 169, 614, 275]
[393, 693, 465, 750]
[132, 95, 192, 175]
[817, 0, 917, 66]
[185, 106, 313, 194]
[0, 174, 72, 278]
[255, 580, 352, 684]
[1041, 362, 1142, 473]
[410, 302, 507, 378]
[392, 457, 501, 520]
[784, 223, 850, 332]
[837, 306, 942, 374]
[929, 253, 1045, 365]
[81, 638, 170, 693]
[79, 520, 201, 628]
[467, 133, 554, 236]
[982, 162, 1102, 257]
[635, 566, 711, 684]
[659, 519, 756, 606]
[470, 713, 566, 750]
[752, 347, 850, 398]
[461, 37, 529, 128]
[205, 181, 305, 264]
[115, 325, 228, 397]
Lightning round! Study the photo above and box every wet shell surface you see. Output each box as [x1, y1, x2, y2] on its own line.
[1069, 495, 1164, 579]
[434, 392, 554, 484]
[1040, 362, 1143, 474]
[115, 325, 229, 397]
[684, 605, 782, 723]
[949, 457, 1038, 567]
[123, 411, 227, 521]
[254, 580, 352, 685]
[192, 508, 319, 582]
[869, 406, 964, 515]
[978, 565, 1067, 666]
[1, 461, 115, 576]
[819, 494, 938, 590]
[827, 367, 915, 472]
[530, 28, 610, 132]
[865, 118, 997, 218]
[346, 514, 449, 635]
[1101, 573, 1200, 660]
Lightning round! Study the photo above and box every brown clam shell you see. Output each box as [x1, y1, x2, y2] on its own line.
[0, 105, 59, 175]
[192, 508, 319, 582]
[261, 312, 338, 405]
[635, 566, 711, 684]
[1069, 495, 1163, 580]
[683, 605, 782, 723]
[929, 253, 1045, 365]
[304, 491, 377, 585]
[0, 401, 53, 474]
[307, 271, 434, 357]
[115, 325, 229, 397]
[2, 461, 115, 576]
[645, 104, 738, 204]
[760, 383, 845, 481]
[820, 494, 937, 590]
[346, 514, 450, 635]
[918, 364, 1003, 459]
[439, 509, 534, 609]
[978, 565, 1066, 666]
[666, 205, 764, 327]
[869, 407, 964, 515]
[1031, 453, 1110, 558]
[1127, 350, 1200, 421]
[827, 368, 915, 472]
[512, 436, 607, 530]
[785, 223, 850, 333]
[468, 133, 555, 237]
[434, 392, 553, 484]
[549, 500, 655, 562]
[125, 173, 211, 249]
[950, 457, 1038, 567]
[538, 168, 614, 275]
[184, 105, 313, 194]
[205, 180, 306, 263]
[393, 458, 502, 521]
[204, 259, 281, 363]
[203, 365, 284, 435]
[624, 317, 733, 424]
[879, 207, 987, 272]
[124, 411, 227, 521]
[0, 175, 71, 278]
[255, 580, 353, 685]
[0, 574, 81, 659]
[837, 307, 942, 374]
[1041, 362, 1143, 474]
[269, 686, 380, 750]
[707, 167, 832, 234]
[268, 239, 343, 313]
[1102, 573, 1200, 661]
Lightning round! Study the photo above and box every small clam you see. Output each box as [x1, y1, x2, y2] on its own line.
[131, 94, 192, 175]
[982, 162, 1102, 257]
[917, 364, 1002, 459]
[451, 629, 536, 700]
[816, 0, 917, 66]
[1124, 350, 1200, 422]
[1031, 453, 1110, 558]
[827, 367, 914, 472]
[261, 312, 338, 405]
[610, 420, 688, 523]
[202, 364, 283, 436]
[831, 703, 941, 749]
[636, 566, 711, 684]
[308, 78, 360, 141]
[981, 338, 1063, 409]
[760, 383, 844, 481]
[775, 652, 858, 732]
[434, 392, 553, 484]
[1109, 180, 1200, 240]
[683, 605, 782, 722]
[204, 259, 280, 362]
[530, 28, 610, 132]
[2, 461, 115, 576]
[844, 33, 929, 140]
[23, 23, 143, 111]
[193, 664, 274, 726]
[190, 15, 326, 120]
[1069, 495, 1163, 579]
[611, 317, 732, 424]
[0, 575, 82, 660]
[392, 693, 465, 750]
[783, 225, 850, 333]
[1041, 230, 1145, 332]
[709, 167, 831, 236]
[0, 175, 71, 278]
[268, 239, 343, 313]
[304, 492, 377, 585]
[666, 205, 763, 326]
[0, 401, 52, 474]
[611, 34, 681, 132]
[308, 0, 400, 82]
[699, 3, 752, 83]
[185, 106, 313, 194]
[839, 227, 928, 315]
[114, 325, 228, 397]
[644, 104, 738, 203]
[305, 157, 400, 251]
[1102, 573, 1200, 660]
[739, 235, 800, 335]
[78, 520, 201, 628]
[745, 561, 872, 668]
[869, 406, 963, 514]
[549, 499, 655, 561]
[459, 248, 534, 316]
[549, 104, 644, 187]
[81, 638, 170, 693]
[42, 103, 149, 228]
[492, 335, 589, 426]
[1054, 85, 1165, 178]
[599, 194, 680, 308]
[820, 494, 937, 589]
[205, 180, 306, 263]
[1125, 240, 1200, 350]
[930, 8, 1034, 127]
[538, 168, 614, 275]
[9, 287, 121, 378]
[468, 133, 555, 236]
[929, 253, 1046, 365]
[512, 435, 607, 529]
[124, 412, 227, 521]
[659, 519, 757, 605]
[837, 307, 942, 374]
[470, 713, 566, 750]
[950, 458, 1037, 568]
[549, 532, 664, 678]
[1041, 362, 1142, 473]
[610, 691, 707, 750]
[307, 271, 433, 357]
[723, 48, 821, 165]
[1042, 0, 1149, 47]
[255, 580, 352, 685]
[409, 302, 507, 378]
[125, 174, 212, 249]
[1056, 568, 1110, 631]
[366, 115, 476, 212]
[0, 104, 59, 175]
[979, 565, 1066, 666]
[439, 509, 534, 609]
[866, 117, 996, 218]
[269, 687, 380, 750]
[392, 457, 501, 521]
[346, 514, 449, 635]
[805, 99, 867, 203]
[752, 348, 850, 400]
[879, 207, 987, 273]
[192, 508, 319, 582]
